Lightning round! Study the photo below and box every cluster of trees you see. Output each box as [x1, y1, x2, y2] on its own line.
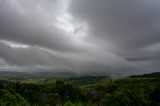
[0, 74, 160, 106]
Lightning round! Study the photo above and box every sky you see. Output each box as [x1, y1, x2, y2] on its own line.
[0, 0, 160, 74]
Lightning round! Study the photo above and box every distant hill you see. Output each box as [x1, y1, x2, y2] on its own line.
[130, 72, 160, 78]
[0, 71, 78, 79]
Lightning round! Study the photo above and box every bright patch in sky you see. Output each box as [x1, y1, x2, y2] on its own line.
[56, 13, 75, 34]
[54, 0, 88, 41]
[0, 40, 29, 49]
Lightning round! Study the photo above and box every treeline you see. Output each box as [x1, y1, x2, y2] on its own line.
[0, 74, 160, 106]
[130, 72, 160, 78]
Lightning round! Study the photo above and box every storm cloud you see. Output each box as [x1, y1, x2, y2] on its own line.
[0, 0, 160, 74]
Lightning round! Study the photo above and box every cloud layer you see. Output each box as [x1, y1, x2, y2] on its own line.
[0, 0, 160, 74]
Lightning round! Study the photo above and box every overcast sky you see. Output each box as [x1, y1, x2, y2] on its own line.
[0, 0, 160, 74]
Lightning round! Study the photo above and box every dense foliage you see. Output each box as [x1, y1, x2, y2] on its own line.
[0, 72, 160, 106]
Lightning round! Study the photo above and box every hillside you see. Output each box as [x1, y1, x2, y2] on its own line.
[0, 72, 160, 106]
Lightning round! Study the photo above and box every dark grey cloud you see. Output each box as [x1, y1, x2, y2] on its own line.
[0, 0, 77, 52]
[69, 0, 160, 60]
[0, 40, 134, 73]
[0, 0, 160, 74]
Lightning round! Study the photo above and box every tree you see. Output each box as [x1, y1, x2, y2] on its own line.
[0, 89, 29, 106]
[150, 86, 160, 106]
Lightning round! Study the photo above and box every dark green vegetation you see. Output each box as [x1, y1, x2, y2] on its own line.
[0, 72, 160, 106]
